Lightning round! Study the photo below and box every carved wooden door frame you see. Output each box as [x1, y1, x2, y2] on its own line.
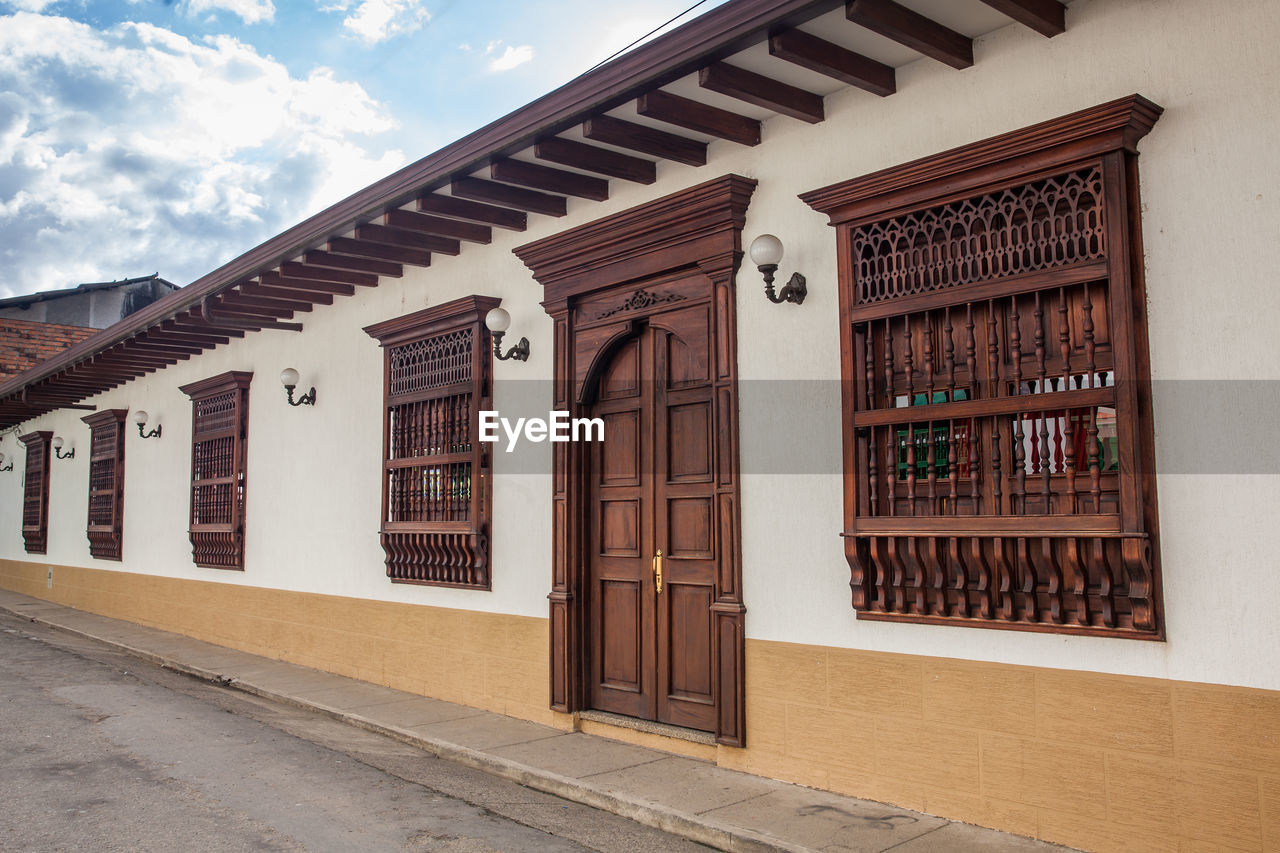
[514, 175, 755, 746]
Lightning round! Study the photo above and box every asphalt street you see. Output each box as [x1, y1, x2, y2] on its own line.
[0, 611, 705, 852]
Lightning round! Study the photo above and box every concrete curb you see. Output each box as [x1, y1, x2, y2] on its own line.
[2, 604, 805, 853]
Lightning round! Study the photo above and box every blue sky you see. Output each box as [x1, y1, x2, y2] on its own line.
[0, 0, 725, 298]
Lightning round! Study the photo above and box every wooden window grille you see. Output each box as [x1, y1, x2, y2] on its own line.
[364, 295, 499, 589]
[81, 409, 128, 561]
[179, 371, 252, 570]
[19, 430, 52, 555]
[802, 95, 1165, 638]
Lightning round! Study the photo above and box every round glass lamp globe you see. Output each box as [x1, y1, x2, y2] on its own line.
[485, 307, 511, 334]
[748, 234, 784, 267]
[134, 410, 148, 425]
[52, 436, 63, 450]
[279, 367, 300, 388]
[0, 453, 5, 465]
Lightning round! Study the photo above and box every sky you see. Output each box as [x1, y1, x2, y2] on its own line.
[0, 0, 727, 299]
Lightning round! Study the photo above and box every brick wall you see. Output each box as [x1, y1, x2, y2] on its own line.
[0, 318, 97, 379]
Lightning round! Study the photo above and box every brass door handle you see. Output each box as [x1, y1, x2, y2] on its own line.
[653, 549, 663, 594]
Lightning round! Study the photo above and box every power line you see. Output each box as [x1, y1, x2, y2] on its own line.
[583, 0, 713, 74]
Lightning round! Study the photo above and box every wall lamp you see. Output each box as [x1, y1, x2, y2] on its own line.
[484, 307, 530, 362]
[52, 436, 74, 460]
[0, 452, 12, 472]
[134, 410, 162, 439]
[749, 234, 807, 305]
[280, 368, 316, 407]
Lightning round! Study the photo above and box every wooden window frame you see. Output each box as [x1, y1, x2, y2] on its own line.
[81, 409, 128, 561]
[802, 95, 1165, 639]
[19, 430, 52, 555]
[179, 371, 252, 570]
[364, 295, 498, 589]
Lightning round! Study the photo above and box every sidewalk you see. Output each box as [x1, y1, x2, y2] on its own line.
[0, 589, 1069, 853]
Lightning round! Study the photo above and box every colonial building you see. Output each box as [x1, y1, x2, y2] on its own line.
[2, 1, 1276, 849]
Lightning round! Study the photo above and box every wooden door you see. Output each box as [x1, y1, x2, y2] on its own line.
[587, 304, 718, 732]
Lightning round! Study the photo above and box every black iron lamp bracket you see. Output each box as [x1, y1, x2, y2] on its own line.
[760, 265, 807, 305]
[491, 331, 530, 362]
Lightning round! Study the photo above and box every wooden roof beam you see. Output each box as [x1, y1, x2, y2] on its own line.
[302, 250, 403, 278]
[355, 224, 462, 256]
[146, 329, 231, 346]
[259, 272, 357, 296]
[240, 282, 335, 306]
[164, 318, 246, 338]
[216, 295, 303, 316]
[636, 90, 761, 146]
[582, 115, 707, 167]
[194, 300, 304, 332]
[977, 0, 1065, 38]
[490, 159, 610, 202]
[533, 137, 656, 185]
[417, 194, 527, 230]
[279, 262, 378, 287]
[699, 62, 825, 123]
[846, 0, 974, 69]
[328, 236, 431, 267]
[450, 177, 568, 217]
[768, 28, 896, 96]
[384, 209, 492, 244]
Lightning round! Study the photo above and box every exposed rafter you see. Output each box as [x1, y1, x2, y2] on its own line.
[533, 138, 656, 185]
[490, 159, 610, 202]
[583, 115, 707, 167]
[846, 0, 974, 70]
[637, 90, 762, 146]
[978, 0, 1065, 38]
[768, 28, 895, 96]
[699, 62, 825, 123]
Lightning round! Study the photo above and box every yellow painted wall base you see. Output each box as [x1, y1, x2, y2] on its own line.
[0, 560, 555, 726]
[4, 559, 1277, 852]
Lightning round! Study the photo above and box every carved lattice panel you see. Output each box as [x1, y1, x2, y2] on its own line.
[851, 167, 1105, 305]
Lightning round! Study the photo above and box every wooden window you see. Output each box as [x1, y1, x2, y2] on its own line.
[364, 296, 498, 589]
[19, 430, 52, 555]
[802, 95, 1165, 638]
[179, 371, 252, 570]
[81, 409, 128, 561]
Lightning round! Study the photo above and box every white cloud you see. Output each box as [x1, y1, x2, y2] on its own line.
[0, 12, 405, 297]
[183, 0, 275, 25]
[487, 43, 533, 73]
[2, 0, 56, 11]
[341, 0, 429, 46]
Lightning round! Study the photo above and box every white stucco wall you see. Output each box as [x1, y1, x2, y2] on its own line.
[2, 0, 1277, 689]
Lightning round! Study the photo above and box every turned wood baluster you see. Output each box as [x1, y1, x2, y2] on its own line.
[987, 299, 1000, 399]
[1087, 407, 1102, 512]
[1059, 286, 1071, 388]
[991, 417, 1004, 515]
[1013, 415, 1027, 514]
[923, 310, 935, 400]
[1064, 411, 1078, 513]
[868, 428, 879, 517]
[1010, 294, 1022, 394]
[906, 422, 917, 514]
[865, 323, 877, 410]
[904, 318, 915, 402]
[948, 420, 959, 514]
[965, 302, 977, 400]
[968, 422, 981, 513]
[944, 307, 956, 400]
[1039, 411, 1052, 506]
[1082, 283, 1096, 389]
[926, 420, 938, 514]
[1034, 290, 1047, 392]
[884, 317, 895, 406]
